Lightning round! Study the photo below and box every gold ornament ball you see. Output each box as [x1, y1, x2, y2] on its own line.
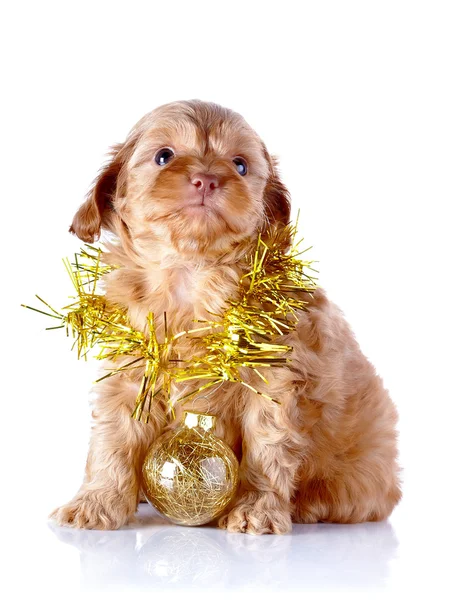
[142, 411, 239, 526]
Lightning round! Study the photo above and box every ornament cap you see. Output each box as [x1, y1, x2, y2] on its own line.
[182, 411, 216, 432]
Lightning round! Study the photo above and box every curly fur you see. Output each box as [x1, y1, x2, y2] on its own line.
[51, 100, 401, 533]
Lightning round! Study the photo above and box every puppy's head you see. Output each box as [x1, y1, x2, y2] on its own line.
[70, 100, 290, 257]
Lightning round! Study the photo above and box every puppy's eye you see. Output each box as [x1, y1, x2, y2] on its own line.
[233, 157, 248, 176]
[155, 148, 175, 166]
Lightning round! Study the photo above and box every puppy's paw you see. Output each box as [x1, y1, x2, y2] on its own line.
[218, 491, 292, 535]
[50, 489, 136, 530]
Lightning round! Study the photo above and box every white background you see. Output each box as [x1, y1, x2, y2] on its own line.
[2, 1, 450, 598]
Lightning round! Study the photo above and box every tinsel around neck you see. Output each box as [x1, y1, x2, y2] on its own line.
[23, 219, 317, 423]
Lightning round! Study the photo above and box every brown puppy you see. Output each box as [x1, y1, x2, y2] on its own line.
[51, 100, 401, 534]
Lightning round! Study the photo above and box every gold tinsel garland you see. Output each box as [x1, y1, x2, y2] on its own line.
[23, 219, 317, 422]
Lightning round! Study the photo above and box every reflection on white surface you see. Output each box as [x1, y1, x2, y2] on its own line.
[49, 503, 398, 592]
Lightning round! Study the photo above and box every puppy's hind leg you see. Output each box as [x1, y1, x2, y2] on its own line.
[50, 377, 163, 530]
[293, 468, 402, 524]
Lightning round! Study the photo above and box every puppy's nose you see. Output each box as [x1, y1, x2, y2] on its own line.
[191, 173, 219, 195]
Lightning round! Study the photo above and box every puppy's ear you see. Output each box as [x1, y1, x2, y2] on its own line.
[69, 143, 128, 242]
[262, 146, 291, 228]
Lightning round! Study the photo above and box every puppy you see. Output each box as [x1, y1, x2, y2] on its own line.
[51, 100, 401, 534]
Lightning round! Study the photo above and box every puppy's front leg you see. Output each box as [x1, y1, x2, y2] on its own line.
[50, 377, 160, 530]
[218, 393, 304, 535]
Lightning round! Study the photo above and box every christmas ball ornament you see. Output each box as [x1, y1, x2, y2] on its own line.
[142, 411, 239, 526]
